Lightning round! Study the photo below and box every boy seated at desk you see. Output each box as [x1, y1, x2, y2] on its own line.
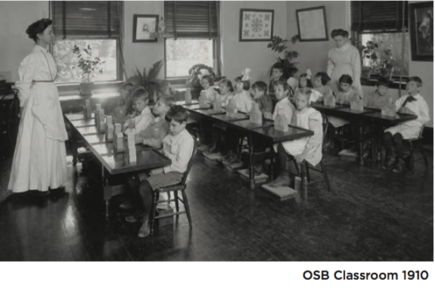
[134, 95, 175, 148]
[364, 77, 396, 109]
[123, 87, 154, 135]
[264, 77, 295, 124]
[383, 76, 430, 173]
[269, 88, 323, 187]
[252, 81, 273, 114]
[123, 105, 195, 238]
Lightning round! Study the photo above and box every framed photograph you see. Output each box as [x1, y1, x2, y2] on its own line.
[410, 2, 433, 61]
[296, 6, 328, 42]
[239, 9, 274, 42]
[133, 14, 158, 43]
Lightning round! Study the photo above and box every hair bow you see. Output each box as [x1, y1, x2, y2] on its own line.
[241, 68, 251, 81]
[306, 69, 312, 80]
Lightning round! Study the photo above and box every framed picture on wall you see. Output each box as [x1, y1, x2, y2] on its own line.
[239, 9, 274, 42]
[296, 6, 328, 42]
[410, 2, 433, 61]
[133, 14, 158, 43]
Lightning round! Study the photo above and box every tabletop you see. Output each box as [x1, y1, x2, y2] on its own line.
[362, 112, 418, 125]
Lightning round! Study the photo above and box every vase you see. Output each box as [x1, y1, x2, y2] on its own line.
[79, 82, 94, 97]
[379, 68, 394, 80]
[361, 67, 372, 79]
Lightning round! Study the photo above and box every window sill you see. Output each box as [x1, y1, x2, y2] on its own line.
[57, 80, 123, 96]
[361, 75, 407, 90]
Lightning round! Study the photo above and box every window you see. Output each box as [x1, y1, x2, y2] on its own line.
[351, 1, 409, 82]
[164, 1, 220, 79]
[50, 1, 123, 84]
[165, 39, 215, 78]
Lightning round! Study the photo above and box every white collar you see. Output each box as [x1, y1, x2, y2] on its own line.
[34, 45, 48, 53]
[336, 42, 351, 52]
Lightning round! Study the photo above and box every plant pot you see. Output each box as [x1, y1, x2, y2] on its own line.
[379, 68, 394, 80]
[79, 82, 94, 97]
[361, 67, 372, 79]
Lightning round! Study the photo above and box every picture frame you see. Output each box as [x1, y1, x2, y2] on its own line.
[409, 2, 433, 62]
[296, 6, 328, 42]
[239, 9, 274, 42]
[133, 14, 158, 43]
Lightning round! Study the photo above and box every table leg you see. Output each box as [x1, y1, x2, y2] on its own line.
[72, 130, 78, 166]
[248, 132, 255, 190]
[300, 162, 308, 203]
[371, 120, 377, 164]
[102, 164, 111, 219]
[357, 121, 364, 166]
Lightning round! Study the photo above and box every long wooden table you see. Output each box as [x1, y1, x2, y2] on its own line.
[181, 103, 314, 190]
[65, 113, 171, 217]
[311, 103, 417, 165]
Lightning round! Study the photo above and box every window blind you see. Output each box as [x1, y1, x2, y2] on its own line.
[351, 1, 408, 32]
[51, 1, 121, 38]
[164, 1, 220, 39]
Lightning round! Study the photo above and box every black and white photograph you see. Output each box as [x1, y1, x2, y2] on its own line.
[0, 1, 433, 287]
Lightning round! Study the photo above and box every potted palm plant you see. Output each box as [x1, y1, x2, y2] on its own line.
[125, 60, 169, 114]
[72, 44, 105, 96]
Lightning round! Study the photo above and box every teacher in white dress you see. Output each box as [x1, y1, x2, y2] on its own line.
[8, 19, 68, 195]
[327, 29, 363, 97]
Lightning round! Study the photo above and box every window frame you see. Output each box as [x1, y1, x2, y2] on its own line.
[49, 1, 124, 94]
[163, 38, 218, 82]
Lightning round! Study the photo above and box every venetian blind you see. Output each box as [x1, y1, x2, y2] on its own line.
[351, 1, 408, 32]
[51, 1, 121, 38]
[164, 1, 220, 39]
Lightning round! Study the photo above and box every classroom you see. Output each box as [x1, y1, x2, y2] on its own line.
[0, 0, 433, 265]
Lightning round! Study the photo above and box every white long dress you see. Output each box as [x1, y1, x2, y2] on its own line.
[327, 42, 363, 97]
[8, 45, 68, 193]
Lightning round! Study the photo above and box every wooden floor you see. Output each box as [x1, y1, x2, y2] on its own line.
[0, 145, 433, 261]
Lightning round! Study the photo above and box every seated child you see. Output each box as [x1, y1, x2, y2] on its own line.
[269, 63, 285, 101]
[198, 75, 218, 107]
[269, 88, 323, 187]
[264, 77, 295, 125]
[383, 76, 430, 173]
[312, 72, 333, 103]
[124, 105, 195, 238]
[251, 81, 273, 114]
[204, 79, 234, 155]
[232, 68, 254, 113]
[364, 77, 396, 109]
[324, 74, 362, 151]
[123, 87, 155, 135]
[110, 82, 135, 123]
[292, 70, 313, 103]
[134, 95, 174, 148]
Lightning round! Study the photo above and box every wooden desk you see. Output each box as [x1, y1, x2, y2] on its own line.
[64, 113, 171, 217]
[182, 103, 314, 190]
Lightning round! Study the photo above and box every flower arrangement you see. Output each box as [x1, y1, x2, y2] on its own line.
[186, 64, 216, 88]
[267, 35, 300, 78]
[359, 40, 396, 78]
[72, 44, 105, 83]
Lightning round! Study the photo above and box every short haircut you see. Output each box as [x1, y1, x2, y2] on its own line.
[299, 73, 313, 88]
[234, 76, 250, 90]
[26, 18, 52, 43]
[119, 82, 135, 94]
[272, 62, 284, 73]
[315, 72, 331, 86]
[331, 29, 349, 39]
[407, 76, 423, 87]
[168, 105, 188, 123]
[296, 88, 313, 100]
[202, 75, 214, 86]
[158, 95, 175, 107]
[376, 77, 390, 88]
[219, 78, 234, 92]
[273, 76, 289, 91]
[131, 87, 149, 102]
[252, 81, 268, 93]
[339, 74, 353, 85]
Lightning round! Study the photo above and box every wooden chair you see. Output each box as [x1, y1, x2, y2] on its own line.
[292, 113, 331, 193]
[150, 139, 197, 235]
[404, 125, 428, 173]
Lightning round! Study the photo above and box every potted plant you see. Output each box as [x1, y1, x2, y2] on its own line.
[358, 40, 396, 79]
[125, 60, 169, 114]
[186, 64, 216, 99]
[72, 44, 105, 96]
[267, 35, 300, 79]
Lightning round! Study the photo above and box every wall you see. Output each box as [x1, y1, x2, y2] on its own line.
[220, 1, 288, 83]
[0, 1, 49, 82]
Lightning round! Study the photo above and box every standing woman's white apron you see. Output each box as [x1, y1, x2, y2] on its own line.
[8, 45, 68, 193]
